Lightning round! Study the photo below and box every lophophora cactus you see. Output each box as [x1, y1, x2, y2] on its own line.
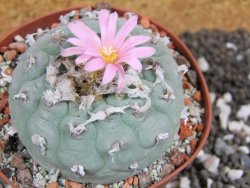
[9, 8, 184, 184]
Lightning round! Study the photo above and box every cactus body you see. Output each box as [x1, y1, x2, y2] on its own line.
[9, 16, 184, 184]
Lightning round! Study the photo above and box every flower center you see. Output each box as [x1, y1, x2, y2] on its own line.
[100, 46, 118, 64]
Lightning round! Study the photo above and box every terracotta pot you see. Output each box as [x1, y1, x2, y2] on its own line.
[0, 6, 212, 188]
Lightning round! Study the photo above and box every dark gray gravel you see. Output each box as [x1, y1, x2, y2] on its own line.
[171, 29, 250, 188]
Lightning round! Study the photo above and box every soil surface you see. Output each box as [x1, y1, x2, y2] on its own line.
[169, 29, 250, 188]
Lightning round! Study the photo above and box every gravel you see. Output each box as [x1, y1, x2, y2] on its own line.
[170, 29, 250, 188]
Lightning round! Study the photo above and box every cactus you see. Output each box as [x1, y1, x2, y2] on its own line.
[9, 10, 184, 184]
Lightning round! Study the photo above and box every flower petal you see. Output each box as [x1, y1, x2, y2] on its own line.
[84, 48, 100, 57]
[127, 47, 156, 58]
[67, 36, 99, 55]
[116, 64, 126, 92]
[114, 15, 138, 49]
[84, 58, 106, 72]
[69, 21, 101, 48]
[126, 58, 142, 72]
[75, 55, 91, 65]
[119, 35, 151, 54]
[107, 12, 118, 46]
[67, 38, 85, 48]
[61, 47, 85, 57]
[102, 64, 117, 85]
[99, 9, 110, 46]
[115, 55, 131, 64]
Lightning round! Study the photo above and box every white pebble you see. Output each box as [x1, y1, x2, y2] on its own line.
[190, 117, 198, 124]
[219, 113, 230, 130]
[245, 136, 250, 143]
[216, 97, 229, 107]
[223, 92, 233, 103]
[236, 54, 244, 62]
[197, 151, 221, 175]
[14, 35, 25, 42]
[226, 42, 238, 51]
[179, 147, 186, 153]
[243, 125, 250, 135]
[197, 150, 210, 162]
[223, 134, 234, 140]
[33, 177, 46, 188]
[216, 98, 231, 129]
[181, 106, 189, 120]
[35, 173, 44, 179]
[210, 92, 216, 105]
[198, 57, 210, 72]
[207, 178, 213, 188]
[0, 80, 7, 87]
[204, 155, 220, 174]
[238, 146, 250, 154]
[186, 145, 191, 155]
[143, 168, 148, 173]
[96, 185, 104, 188]
[37, 28, 45, 36]
[189, 104, 201, 117]
[165, 181, 179, 188]
[156, 164, 161, 173]
[228, 121, 245, 133]
[226, 168, 244, 181]
[180, 176, 191, 188]
[236, 104, 250, 121]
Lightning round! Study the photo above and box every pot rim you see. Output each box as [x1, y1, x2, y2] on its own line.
[0, 5, 212, 188]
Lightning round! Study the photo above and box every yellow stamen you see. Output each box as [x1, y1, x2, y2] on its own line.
[100, 46, 118, 64]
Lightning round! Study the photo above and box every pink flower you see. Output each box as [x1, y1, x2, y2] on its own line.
[61, 9, 155, 91]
